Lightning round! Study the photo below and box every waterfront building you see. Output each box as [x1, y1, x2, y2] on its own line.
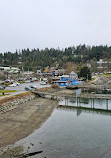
[52, 74, 82, 87]
[0, 66, 20, 73]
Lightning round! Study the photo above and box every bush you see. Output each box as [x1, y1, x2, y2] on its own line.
[48, 78, 52, 84]
[51, 84, 59, 89]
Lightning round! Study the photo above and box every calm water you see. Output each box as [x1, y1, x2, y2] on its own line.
[60, 97, 111, 110]
[16, 99, 111, 158]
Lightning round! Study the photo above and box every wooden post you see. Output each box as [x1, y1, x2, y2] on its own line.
[65, 97, 66, 106]
[93, 99, 94, 108]
[79, 98, 80, 106]
[91, 99, 92, 108]
[77, 97, 78, 107]
[106, 99, 108, 110]
[78, 97, 79, 107]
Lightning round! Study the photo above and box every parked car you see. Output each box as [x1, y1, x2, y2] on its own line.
[4, 79, 11, 83]
[15, 82, 20, 86]
[25, 80, 31, 83]
[34, 79, 39, 81]
[30, 80, 34, 82]
[8, 83, 17, 87]
[1, 85, 6, 89]
[18, 78, 23, 81]
[25, 87, 32, 91]
[0, 86, 5, 90]
[29, 85, 38, 89]
[0, 81, 4, 84]
[40, 81, 46, 85]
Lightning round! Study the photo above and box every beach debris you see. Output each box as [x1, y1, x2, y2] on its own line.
[30, 143, 34, 146]
[17, 151, 43, 157]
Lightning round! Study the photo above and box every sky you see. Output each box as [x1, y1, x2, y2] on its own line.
[0, 0, 111, 53]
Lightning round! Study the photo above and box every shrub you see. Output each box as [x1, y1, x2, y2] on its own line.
[51, 84, 59, 89]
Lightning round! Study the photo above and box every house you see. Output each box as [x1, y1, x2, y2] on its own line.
[52, 75, 69, 86]
[69, 71, 78, 80]
[0, 66, 20, 74]
[52, 73, 82, 87]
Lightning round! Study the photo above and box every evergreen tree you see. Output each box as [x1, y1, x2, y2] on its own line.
[79, 66, 91, 80]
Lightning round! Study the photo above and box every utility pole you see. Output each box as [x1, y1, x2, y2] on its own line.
[22, 67, 24, 81]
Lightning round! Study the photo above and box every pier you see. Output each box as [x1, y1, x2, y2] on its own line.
[32, 90, 111, 111]
[32, 90, 111, 100]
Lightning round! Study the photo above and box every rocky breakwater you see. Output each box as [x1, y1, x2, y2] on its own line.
[0, 90, 58, 149]
[0, 95, 34, 114]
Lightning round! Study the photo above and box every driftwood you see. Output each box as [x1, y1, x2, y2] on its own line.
[15, 151, 43, 157]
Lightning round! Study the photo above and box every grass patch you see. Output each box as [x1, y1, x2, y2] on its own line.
[104, 74, 111, 77]
[91, 78, 95, 81]
[0, 92, 32, 106]
[97, 74, 111, 77]
[0, 90, 17, 97]
[0, 90, 16, 93]
[0, 83, 12, 87]
[18, 81, 25, 84]
[0, 94, 9, 97]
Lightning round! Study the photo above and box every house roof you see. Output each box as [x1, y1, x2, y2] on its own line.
[70, 71, 76, 75]
[0, 66, 20, 73]
[59, 75, 69, 78]
[0, 66, 20, 70]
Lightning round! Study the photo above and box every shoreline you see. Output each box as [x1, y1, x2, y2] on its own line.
[1, 87, 111, 156]
[0, 95, 58, 148]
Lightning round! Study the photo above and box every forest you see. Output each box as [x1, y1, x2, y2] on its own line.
[0, 45, 111, 71]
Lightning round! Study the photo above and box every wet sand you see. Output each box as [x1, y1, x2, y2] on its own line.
[0, 96, 58, 148]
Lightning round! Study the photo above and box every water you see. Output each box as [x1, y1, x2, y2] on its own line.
[59, 97, 111, 110]
[16, 99, 111, 158]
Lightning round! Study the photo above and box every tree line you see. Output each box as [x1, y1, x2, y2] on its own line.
[0, 45, 111, 71]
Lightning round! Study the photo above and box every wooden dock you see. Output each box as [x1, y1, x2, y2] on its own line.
[32, 90, 111, 100]
[32, 90, 111, 111]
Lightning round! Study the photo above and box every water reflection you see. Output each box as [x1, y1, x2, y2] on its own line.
[59, 97, 111, 110]
[57, 105, 111, 117]
[15, 98, 111, 158]
[16, 106, 111, 158]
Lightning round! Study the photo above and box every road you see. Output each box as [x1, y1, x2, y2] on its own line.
[6, 81, 51, 91]
[0, 82, 51, 99]
[0, 91, 26, 99]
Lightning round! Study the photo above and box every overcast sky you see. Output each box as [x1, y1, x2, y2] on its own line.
[0, 0, 111, 53]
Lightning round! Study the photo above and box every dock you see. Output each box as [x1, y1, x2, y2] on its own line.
[32, 89, 111, 111]
[32, 90, 111, 100]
